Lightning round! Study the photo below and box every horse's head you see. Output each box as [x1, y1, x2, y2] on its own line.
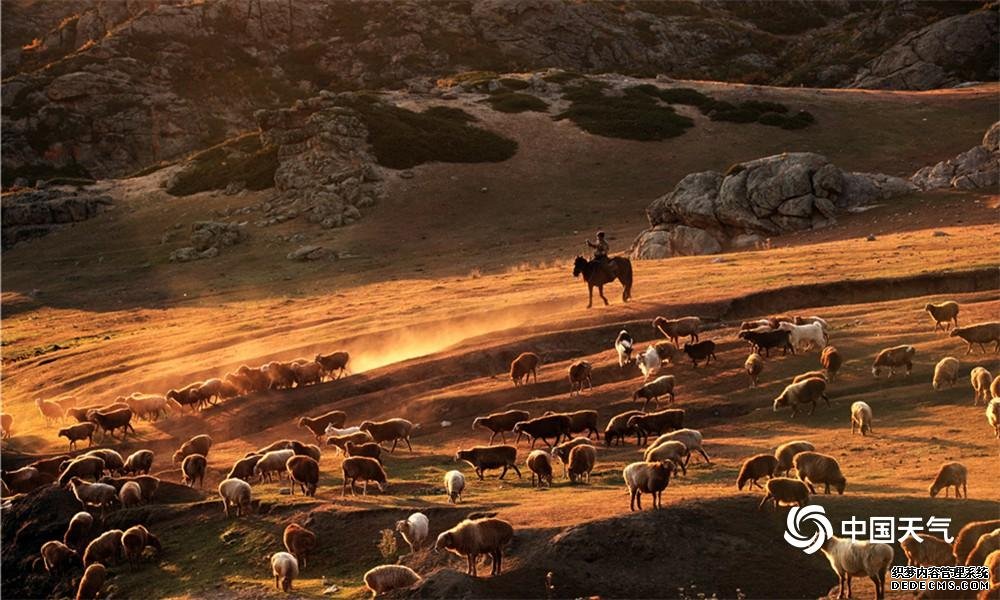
[573, 256, 587, 277]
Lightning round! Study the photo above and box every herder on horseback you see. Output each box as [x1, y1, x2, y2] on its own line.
[573, 230, 633, 308]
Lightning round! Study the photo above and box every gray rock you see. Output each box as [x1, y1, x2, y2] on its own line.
[287, 245, 329, 261]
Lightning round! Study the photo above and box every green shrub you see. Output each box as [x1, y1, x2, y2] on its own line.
[655, 87, 712, 106]
[542, 70, 583, 84]
[756, 112, 787, 127]
[166, 134, 278, 196]
[498, 78, 530, 90]
[422, 106, 476, 122]
[740, 100, 788, 114]
[709, 108, 759, 123]
[485, 92, 548, 113]
[336, 97, 517, 169]
[555, 87, 694, 141]
[779, 110, 816, 130]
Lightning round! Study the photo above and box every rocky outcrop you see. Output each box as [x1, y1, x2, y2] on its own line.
[911, 121, 1000, 191]
[1, 186, 112, 248]
[168, 221, 247, 262]
[849, 9, 999, 90]
[255, 93, 385, 230]
[632, 152, 916, 259]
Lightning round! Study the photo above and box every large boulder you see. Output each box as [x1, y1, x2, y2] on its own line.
[911, 121, 999, 191]
[1, 187, 112, 248]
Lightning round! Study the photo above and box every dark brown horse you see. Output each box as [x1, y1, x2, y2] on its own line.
[573, 256, 633, 308]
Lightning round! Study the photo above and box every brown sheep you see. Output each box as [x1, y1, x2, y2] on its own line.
[632, 375, 676, 411]
[1, 412, 12, 439]
[83, 529, 124, 567]
[792, 370, 828, 384]
[454, 446, 521, 480]
[512, 414, 571, 448]
[526, 450, 553, 488]
[623, 461, 672, 510]
[119, 481, 143, 508]
[872, 345, 916, 377]
[643, 441, 689, 476]
[283, 523, 317, 569]
[35, 398, 65, 426]
[737, 454, 778, 491]
[173, 434, 213, 464]
[298, 410, 347, 440]
[64, 511, 95, 553]
[955, 520, 1000, 565]
[28, 454, 71, 476]
[901, 533, 956, 566]
[342, 456, 388, 496]
[510, 352, 540, 386]
[76, 564, 107, 600]
[992, 375, 1000, 399]
[758, 477, 810, 510]
[773, 378, 830, 417]
[195, 378, 225, 407]
[604, 410, 643, 447]
[968, 531, 1000, 567]
[434, 517, 514, 577]
[257, 439, 296, 454]
[326, 431, 374, 452]
[359, 418, 414, 453]
[315, 351, 351, 379]
[929, 462, 968, 498]
[745, 353, 763, 388]
[261, 361, 296, 389]
[123, 450, 154, 475]
[627, 409, 684, 446]
[181, 454, 207, 488]
[289, 441, 321, 463]
[58, 456, 105, 487]
[291, 361, 324, 387]
[972, 367, 994, 406]
[568, 361, 593, 395]
[653, 316, 701, 345]
[567, 444, 596, 483]
[543, 409, 599, 441]
[551, 437, 593, 475]
[2, 466, 46, 494]
[364, 565, 422, 598]
[166, 383, 203, 411]
[100, 475, 160, 503]
[793, 451, 846, 494]
[58, 422, 97, 450]
[926, 301, 960, 331]
[286, 455, 319, 496]
[41, 540, 78, 574]
[66, 405, 101, 423]
[773, 440, 816, 476]
[683, 340, 717, 367]
[83, 448, 125, 475]
[472, 410, 530, 445]
[346, 441, 382, 464]
[227, 454, 261, 482]
[121, 524, 161, 571]
[821, 346, 843, 380]
[88, 408, 136, 440]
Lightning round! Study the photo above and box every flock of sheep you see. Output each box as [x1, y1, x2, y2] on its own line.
[2, 298, 999, 598]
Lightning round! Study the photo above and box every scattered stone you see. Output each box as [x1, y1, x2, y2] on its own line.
[1, 187, 113, 249]
[287, 245, 330, 261]
[399, 170, 415, 179]
[866, 234, 877, 242]
[932, 231, 949, 237]
[911, 121, 999, 191]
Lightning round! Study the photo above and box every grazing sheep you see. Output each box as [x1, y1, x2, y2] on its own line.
[623, 461, 672, 510]
[219, 478, 253, 518]
[951, 322, 1000, 354]
[455, 446, 521, 480]
[271, 551, 299, 592]
[604, 410, 643, 447]
[773, 440, 815, 476]
[2, 466, 46, 493]
[926, 301, 960, 331]
[929, 462, 968, 498]
[819, 536, 893, 600]
[778, 322, 829, 353]
[615, 329, 634, 368]
[41, 540, 78, 574]
[644, 441, 689, 476]
[795, 316, 830, 330]
[121, 524, 161, 570]
[654, 316, 701, 345]
[28, 455, 71, 477]
[67, 477, 118, 515]
[901, 533, 956, 566]
[326, 431, 374, 452]
[254, 449, 295, 484]
[758, 477, 810, 510]
[396, 512, 430, 553]
[988, 398, 1000, 439]
[83, 529, 124, 567]
[792, 370, 828, 384]
[793, 451, 846, 495]
[286, 455, 319, 496]
[933, 357, 961, 390]
[58, 456, 106, 487]
[992, 375, 1000, 398]
[181, 454, 207, 488]
[745, 353, 764, 388]
[821, 346, 843, 380]
[568, 361, 593, 395]
[972, 366, 994, 405]
[227, 454, 261, 482]
[513, 414, 571, 448]
[342, 456, 388, 495]
[173, 434, 213, 464]
[872, 345, 916, 377]
[567, 444, 596, 483]
[123, 393, 172, 420]
[632, 375, 676, 411]
[636, 345, 663, 380]
[510, 352, 540, 386]
[628, 409, 684, 446]
[195, 378, 225, 407]
[82, 448, 125, 475]
[64, 511, 95, 553]
[35, 398, 65, 425]
[526, 449, 554, 488]
[683, 340, 717, 367]
[473, 410, 530, 445]
[283, 523, 316, 569]
[736, 454, 778, 490]
[968, 531, 1000, 567]
[119, 481, 143, 507]
[364, 565, 422, 598]
[360, 418, 414, 453]
[647, 429, 711, 466]
[289, 440, 321, 463]
[122, 450, 154, 475]
[111, 475, 159, 503]
[1, 412, 12, 439]
[738, 329, 794, 357]
[551, 437, 593, 474]
[291, 361, 324, 387]
[263, 361, 297, 390]
[444, 470, 465, 503]
[773, 378, 830, 417]
[258, 439, 296, 454]
[346, 441, 382, 463]
[76, 563, 107, 600]
[544, 409, 599, 440]
[166, 383, 203, 411]
[434, 517, 514, 577]
[66, 405, 101, 423]
[58, 422, 97, 450]
[956, 521, 1000, 565]
[850, 401, 873, 436]
[298, 410, 347, 440]
[315, 351, 351, 379]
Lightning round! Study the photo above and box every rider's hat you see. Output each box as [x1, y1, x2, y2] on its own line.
[596, 230, 605, 237]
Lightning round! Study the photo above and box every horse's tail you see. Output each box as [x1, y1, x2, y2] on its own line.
[619, 257, 633, 302]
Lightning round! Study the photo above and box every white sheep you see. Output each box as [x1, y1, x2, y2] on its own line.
[637, 345, 661, 380]
[850, 401, 873, 436]
[777, 322, 828, 352]
[219, 478, 253, 517]
[363, 565, 422, 598]
[647, 429, 711, 466]
[271, 551, 299, 592]
[324, 424, 362, 437]
[932, 357, 960, 390]
[745, 353, 763, 388]
[254, 449, 295, 483]
[818, 536, 893, 600]
[615, 329, 634, 368]
[444, 470, 465, 503]
[395, 512, 429, 554]
[67, 477, 118, 516]
[987, 398, 1000, 439]
[119, 481, 143, 507]
[971, 366, 994, 406]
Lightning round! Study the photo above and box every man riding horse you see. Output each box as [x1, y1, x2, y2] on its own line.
[574, 230, 633, 308]
[586, 231, 610, 263]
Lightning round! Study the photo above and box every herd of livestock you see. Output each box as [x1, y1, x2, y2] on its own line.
[2, 299, 1000, 599]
